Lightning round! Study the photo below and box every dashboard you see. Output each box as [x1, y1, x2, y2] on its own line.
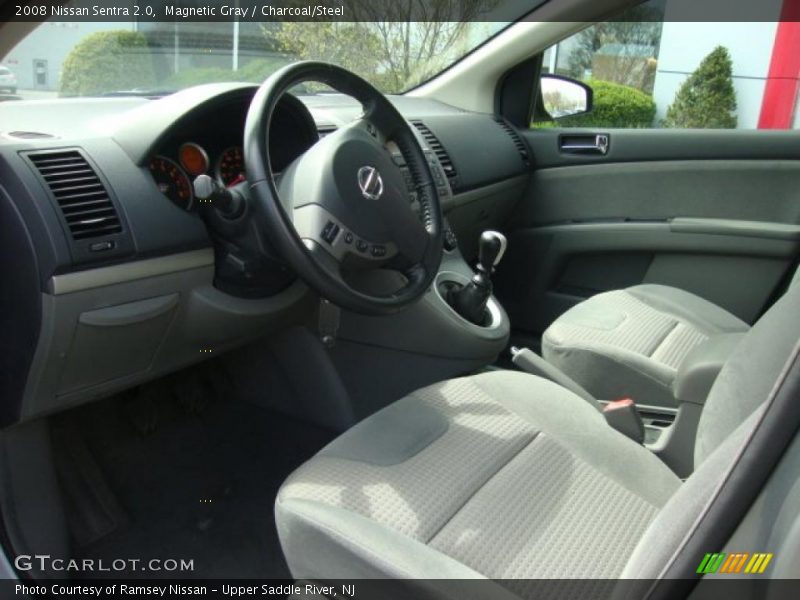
[0, 83, 530, 427]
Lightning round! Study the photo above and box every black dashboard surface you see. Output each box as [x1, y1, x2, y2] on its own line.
[0, 85, 529, 282]
[0, 84, 530, 427]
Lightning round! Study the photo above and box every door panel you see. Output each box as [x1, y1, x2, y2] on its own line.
[497, 130, 800, 336]
[524, 129, 800, 169]
[518, 160, 800, 226]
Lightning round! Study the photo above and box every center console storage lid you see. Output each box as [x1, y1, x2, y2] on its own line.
[673, 333, 746, 406]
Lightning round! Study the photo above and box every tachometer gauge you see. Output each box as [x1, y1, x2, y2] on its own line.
[149, 156, 193, 210]
[216, 146, 245, 187]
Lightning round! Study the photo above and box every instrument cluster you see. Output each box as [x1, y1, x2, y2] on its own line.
[146, 93, 320, 211]
[148, 143, 245, 211]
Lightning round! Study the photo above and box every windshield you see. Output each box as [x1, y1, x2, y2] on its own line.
[2, 19, 509, 101]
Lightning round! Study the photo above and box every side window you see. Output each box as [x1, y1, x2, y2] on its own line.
[535, 0, 800, 130]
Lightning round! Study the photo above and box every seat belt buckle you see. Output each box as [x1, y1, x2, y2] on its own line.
[603, 398, 645, 444]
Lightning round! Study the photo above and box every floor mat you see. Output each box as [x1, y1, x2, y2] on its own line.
[56, 384, 335, 579]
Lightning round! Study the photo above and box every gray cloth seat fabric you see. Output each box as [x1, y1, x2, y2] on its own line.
[275, 285, 800, 596]
[276, 371, 682, 588]
[541, 284, 750, 407]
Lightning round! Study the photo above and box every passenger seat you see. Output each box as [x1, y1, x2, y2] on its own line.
[541, 284, 753, 407]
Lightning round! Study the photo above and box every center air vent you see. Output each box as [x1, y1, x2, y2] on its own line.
[411, 121, 458, 186]
[494, 117, 530, 165]
[28, 150, 123, 241]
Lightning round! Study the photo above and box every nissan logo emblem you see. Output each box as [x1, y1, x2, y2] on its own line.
[357, 166, 384, 200]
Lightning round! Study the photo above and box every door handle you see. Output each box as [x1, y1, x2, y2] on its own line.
[560, 134, 609, 155]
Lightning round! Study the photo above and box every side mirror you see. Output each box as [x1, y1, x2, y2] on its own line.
[539, 75, 593, 120]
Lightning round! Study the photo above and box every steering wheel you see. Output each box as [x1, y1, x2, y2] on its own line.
[243, 61, 444, 315]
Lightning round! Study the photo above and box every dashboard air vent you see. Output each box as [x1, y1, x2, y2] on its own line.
[494, 117, 530, 165]
[411, 121, 458, 182]
[28, 150, 122, 240]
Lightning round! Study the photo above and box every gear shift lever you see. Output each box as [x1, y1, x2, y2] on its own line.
[449, 231, 507, 325]
[477, 230, 507, 273]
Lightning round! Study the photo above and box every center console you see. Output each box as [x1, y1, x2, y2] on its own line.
[327, 225, 511, 419]
[508, 329, 744, 478]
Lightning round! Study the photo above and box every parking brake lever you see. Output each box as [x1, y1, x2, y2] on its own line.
[511, 347, 596, 404]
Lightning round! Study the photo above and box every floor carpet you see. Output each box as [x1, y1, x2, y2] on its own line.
[54, 379, 335, 579]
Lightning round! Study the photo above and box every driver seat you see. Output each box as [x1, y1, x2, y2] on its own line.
[275, 284, 799, 591]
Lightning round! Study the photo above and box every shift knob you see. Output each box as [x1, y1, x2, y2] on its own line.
[477, 231, 507, 274]
[447, 230, 508, 326]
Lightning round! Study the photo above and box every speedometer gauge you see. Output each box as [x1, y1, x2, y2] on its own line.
[216, 146, 245, 187]
[149, 156, 193, 211]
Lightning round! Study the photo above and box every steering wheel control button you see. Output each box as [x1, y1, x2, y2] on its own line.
[321, 221, 340, 245]
[402, 169, 415, 191]
[355, 239, 368, 253]
[444, 229, 458, 252]
[371, 245, 387, 258]
[430, 163, 446, 186]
